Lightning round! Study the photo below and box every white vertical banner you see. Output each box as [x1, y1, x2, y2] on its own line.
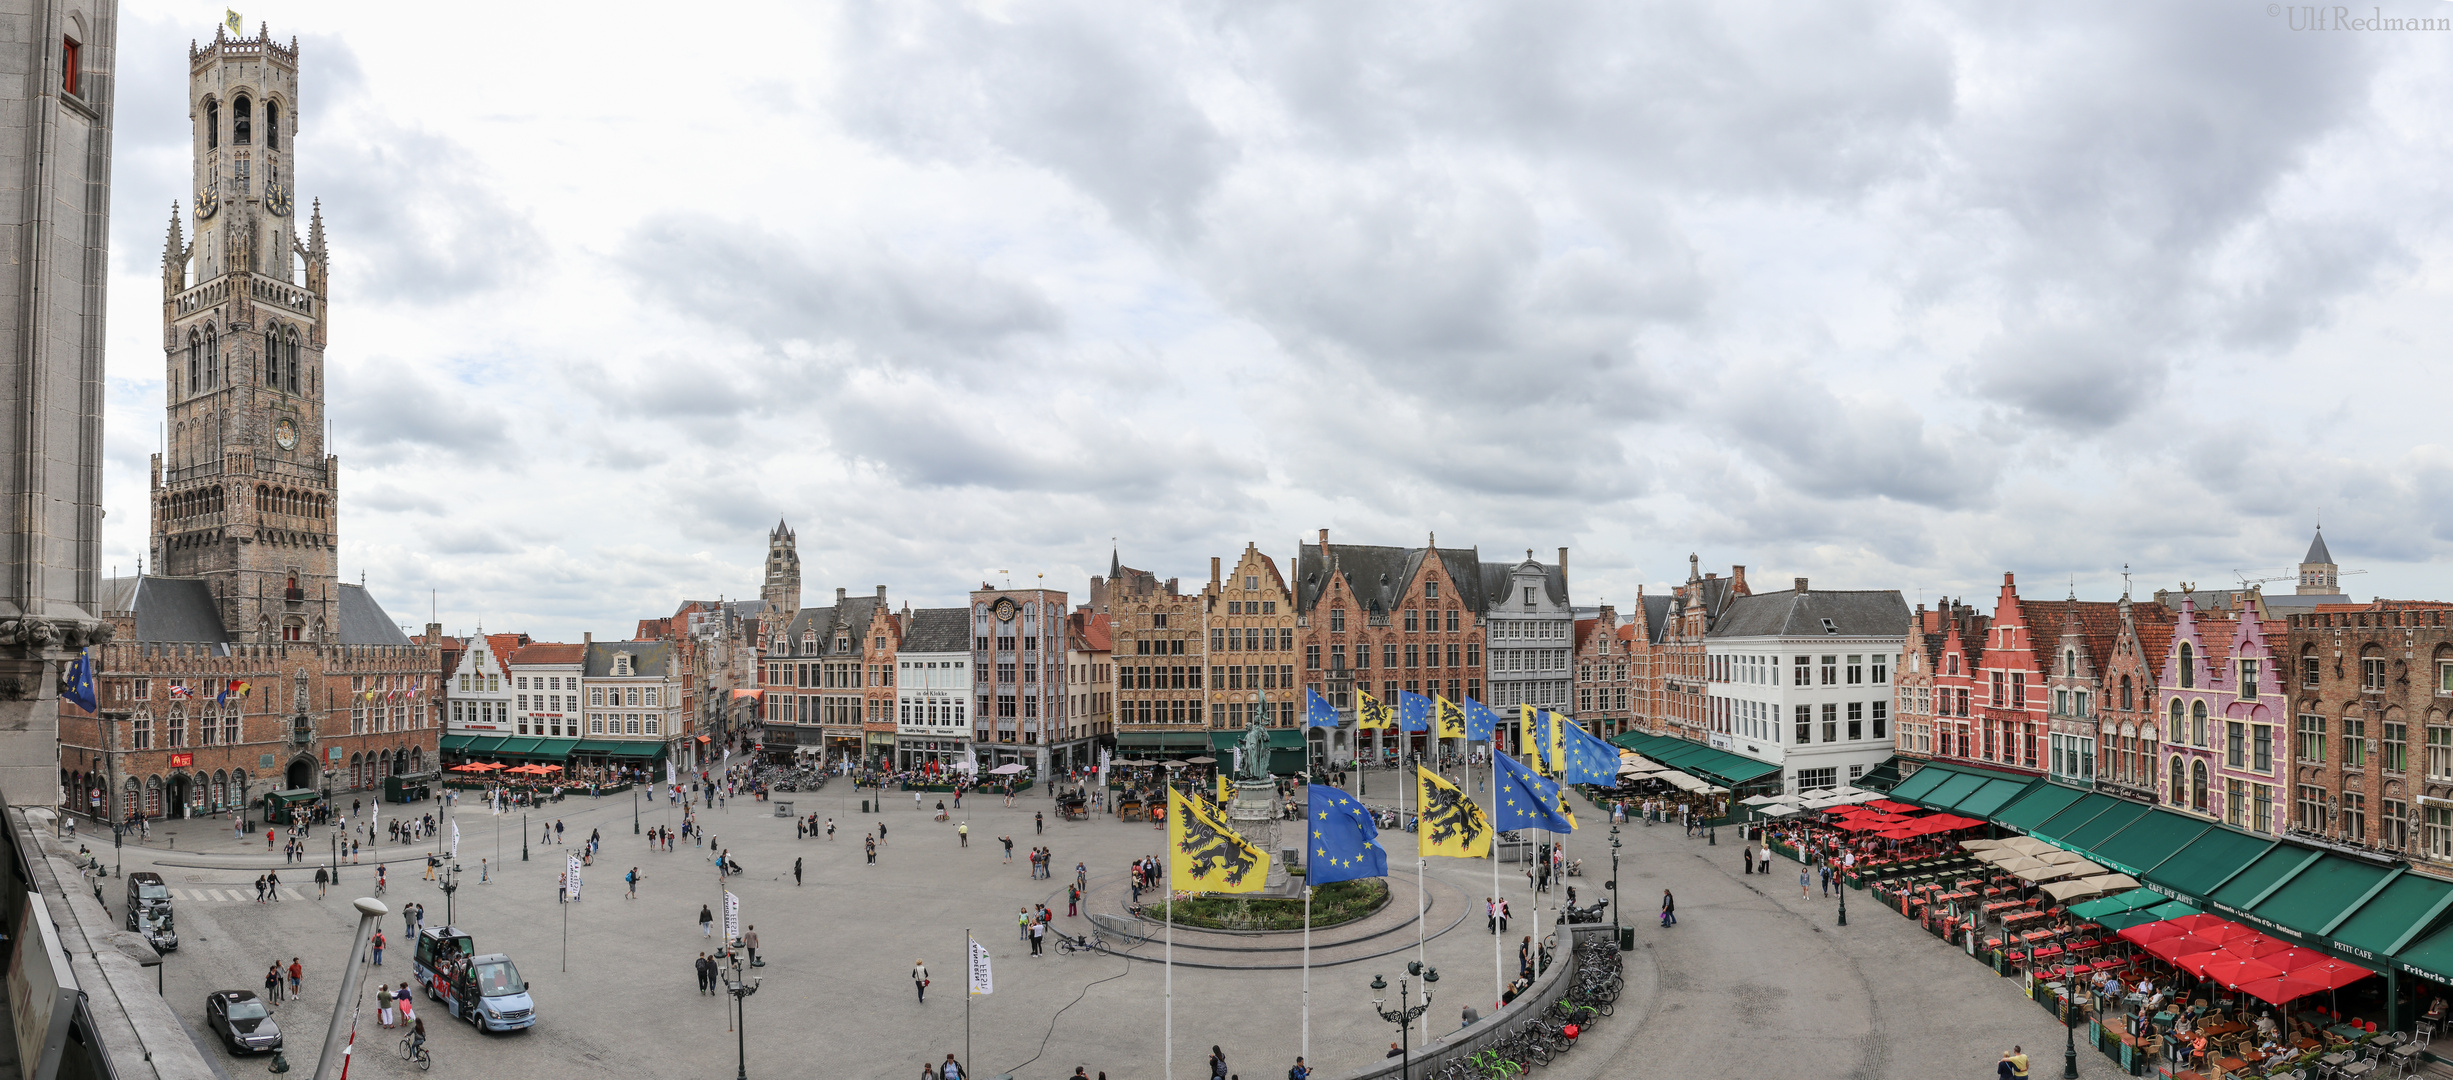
[723, 890, 740, 944]
[968, 936, 993, 996]
[450, 821, 461, 858]
[565, 853, 582, 901]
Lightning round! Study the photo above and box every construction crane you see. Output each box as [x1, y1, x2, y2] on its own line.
[2231, 567, 2366, 590]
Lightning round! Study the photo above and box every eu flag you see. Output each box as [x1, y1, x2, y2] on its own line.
[61, 649, 96, 713]
[1558, 719, 1620, 787]
[1305, 687, 1339, 729]
[1305, 785, 1389, 886]
[1397, 692, 1432, 733]
[1462, 698, 1499, 743]
[1493, 752, 1576, 834]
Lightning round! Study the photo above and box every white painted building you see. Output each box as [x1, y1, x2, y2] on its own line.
[444, 632, 519, 738]
[894, 608, 973, 769]
[1705, 578, 1910, 793]
[508, 642, 585, 741]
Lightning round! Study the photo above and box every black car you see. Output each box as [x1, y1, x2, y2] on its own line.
[125, 872, 175, 952]
[204, 990, 281, 1054]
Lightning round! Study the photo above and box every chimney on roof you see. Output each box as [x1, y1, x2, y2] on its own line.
[1166, 577, 1179, 596]
[1730, 565, 1748, 594]
[583, 632, 592, 647]
[1319, 528, 1329, 548]
[1211, 557, 1221, 588]
[837, 587, 847, 604]
[1705, 572, 1716, 580]
[876, 585, 886, 600]
[1557, 547, 1568, 579]
[424, 622, 441, 640]
[1795, 577, 1810, 594]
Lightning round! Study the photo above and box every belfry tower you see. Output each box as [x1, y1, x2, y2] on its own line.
[152, 25, 336, 644]
[762, 519, 801, 627]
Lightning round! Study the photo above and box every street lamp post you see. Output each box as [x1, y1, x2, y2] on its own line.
[634, 787, 640, 834]
[722, 953, 760, 1080]
[1370, 963, 1438, 1080]
[1607, 826, 1622, 943]
[2062, 990, 2081, 1079]
[1837, 870, 1848, 927]
[521, 813, 529, 862]
[438, 860, 461, 926]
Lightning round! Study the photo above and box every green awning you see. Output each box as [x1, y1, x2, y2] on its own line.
[2145, 827, 2277, 904]
[1608, 732, 1782, 787]
[440, 734, 478, 752]
[2333, 873, 2453, 962]
[573, 739, 631, 755]
[2393, 922, 2453, 984]
[2089, 809, 2214, 878]
[2031, 793, 2122, 845]
[1994, 783, 2088, 832]
[2224, 851, 2384, 944]
[1887, 765, 1953, 803]
[2057, 800, 2153, 853]
[2145, 899, 2203, 921]
[2209, 847, 2324, 917]
[2069, 887, 2170, 919]
[1208, 729, 1306, 751]
[526, 737, 579, 762]
[1856, 755, 1904, 792]
[607, 743, 664, 759]
[493, 737, 543, 758]
[458, 736, 505, 756]
[2095, 908, 2170, 931]
[1954, 776, 2040, 818]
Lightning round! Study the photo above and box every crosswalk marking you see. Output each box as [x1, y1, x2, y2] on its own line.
[173, 887, 307, 902]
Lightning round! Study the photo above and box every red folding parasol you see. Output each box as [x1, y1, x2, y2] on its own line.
[2235, 972, 2332, 1007]
[2199, 956, 2286, 988]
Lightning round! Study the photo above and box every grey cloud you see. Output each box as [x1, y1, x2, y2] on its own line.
[1959, 325, 2169, 432]
[331, 361, 509, 462]
[834, 2, 1233, 238]
[1721, 373, 1997, 510]
[621, 215, 1062, 365]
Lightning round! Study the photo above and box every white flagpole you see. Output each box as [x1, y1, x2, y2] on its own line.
[1410, 758, 1426, 1047]
[1302, 882, 1312, 1065]
[1493, 754, 1503, 1004]
[1165, 789, 1173, 1080]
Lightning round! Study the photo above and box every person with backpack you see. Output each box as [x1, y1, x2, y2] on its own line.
[1660, 889, 1677, 927]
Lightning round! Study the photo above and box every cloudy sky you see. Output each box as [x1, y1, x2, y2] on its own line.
[100, 1, 2453, 641]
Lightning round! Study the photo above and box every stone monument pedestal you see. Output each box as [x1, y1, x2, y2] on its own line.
[1228, 779, 1286, 890]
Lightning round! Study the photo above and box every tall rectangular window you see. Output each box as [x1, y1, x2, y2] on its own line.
[2227, 721, 2244, 768]
[2253, 724, 2273, 773]
[1871, 701, 1887, 740]
[2384, 799, 2409, 850]
[2298, 785, 2327, 831]
[2252, 785, 2272, 834]
[2343, 792, 2367, 841]
[2386, 720, 2409, 773]
[1793, 656, 1810, 686]
[2365, 657, 2388, 692]
[1846, 656, 1863, 685]
[60, 38, 77, 96]
[2226, 779, 2245, 827]
[1795, 704, 1811, 745]
[2238, 659, 2259, 700]
[2431, 807, 2453, 858]
[2432, 726, 2453, 779]
[2344, 714, 2367, 769]
[1822, 703, 1838, 743]
[1846, 701, 1863, 741]
[1821, 656, 1837, 685]
[2298, 713, 2326, 763]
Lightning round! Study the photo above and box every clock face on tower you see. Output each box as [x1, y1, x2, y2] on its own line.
[273, 417, 298, 450]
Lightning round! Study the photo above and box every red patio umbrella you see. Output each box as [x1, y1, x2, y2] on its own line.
[2143, 936, 2211, 963]
[2295, 958, 2374, 991]
[2220, 935, 2292, 960]
[2259, 947, 2331, 972]
[2167, 947, 2231, 976]
[2119, 920, 2200, 947]
[2184, 922, 2260, 950]
[2200, 956, 2286, 988]
[2236, 972, 2332, 1007]
[1868, 800, 1919, 813]
[2166, 913, 2230, 934]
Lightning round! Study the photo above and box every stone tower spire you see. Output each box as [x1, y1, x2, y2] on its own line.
[2297, 526, 2338, 596]
[154, 25, 336, 644]
[762, 519, 801, 628]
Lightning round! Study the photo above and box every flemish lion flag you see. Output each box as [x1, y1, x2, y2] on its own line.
[1416, 767, 1491, 858]
[1168, 786, 1268, 893]
[1355, 688, 1394, 730]
[1434, 696, 1466, 740]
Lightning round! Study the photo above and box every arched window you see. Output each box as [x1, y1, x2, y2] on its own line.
[2190, 759, 2209, 812]
[2192, 700, 2208, 746]
[232, 96, 251, 144]
[285, 331, 301, 393]
[2120, 675, 2133, 710]
[144, 776, 162, 817]
[265, 101, 280, 150]
[2170, 698, 2185, 742]
[2170, 756, 2185, 805]
[187, 331, 201, 391]
[204, 326, 218, 387]
[264, 330, 279, 387]
[204, 98, 220, 148]
[2179, 642, 2195, 689]
[2065, 649, 2076, 674]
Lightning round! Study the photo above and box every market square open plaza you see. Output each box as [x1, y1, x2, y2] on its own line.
[71, 780, 2128, 1079]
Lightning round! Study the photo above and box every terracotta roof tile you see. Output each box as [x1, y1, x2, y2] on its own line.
[509, 642, 585, 665]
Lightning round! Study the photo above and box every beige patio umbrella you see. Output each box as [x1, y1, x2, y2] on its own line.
[1960, 838, 2006, 853]
[1991, 856, 2054, 877]
[2039, 848, 2097, 866]
[2013, 861, 2088, 884]
[1994, 836, 2060, 858]
[2044, 875, 2123, 903]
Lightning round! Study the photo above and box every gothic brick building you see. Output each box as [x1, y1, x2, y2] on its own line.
[59, 27, 435, 822]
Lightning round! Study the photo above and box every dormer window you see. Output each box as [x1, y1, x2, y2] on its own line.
[1426, 581, 1439, 601]
[1821, 619, 1839, 635]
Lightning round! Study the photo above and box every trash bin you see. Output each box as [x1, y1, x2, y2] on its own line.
[861, 799, 870, 814]
[1617, 927, 1634, 952]
[773, 800, 793, 819]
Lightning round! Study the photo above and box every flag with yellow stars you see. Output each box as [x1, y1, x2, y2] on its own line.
[1169, 786, 1269, 893]
[1397, 691, 1433, 733]
[1355, 688, 1394, 730]
[1415, 767, 1491, 858]
[1462, 697, 1499, 742]
[1557, 718, 1620, 787]
[1493, 752, 1577, 834]
[1305, 785, 1388, 885]
[1434, 696, 1466, 740]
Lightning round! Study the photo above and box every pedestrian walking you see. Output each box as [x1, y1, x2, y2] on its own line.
[1758, 846, 1770, 874]
[1741, 844, 1753, 875]
[254, 874, 268, 903]
[1035, 811, 1043, 835]
[958, 822, 969, 847]
[1497, 897, 1510, 933]
[626, 867, 639, 899]
[941, 1054, 966, 1080]
[700, 904, 715, 937]
[289, 957, 302, 997]
[879, 821, 888, 846]
[1209, 1044, 1227, 1079]
[794, 857, 803, 886]
[268, 870, 281, 901]
[1029, 920, 1044, 956]
[1659, 889, 1676, 927]
[696, 952, 714, 995]
[1018, 908, 1031, 942]
[314, 865, 328, 898]
[264, 963, 283, 1006]
[913, 958, 930, 1002]
[867, 835, 878, 864]
[743, 925, 762, 967]
[1001, 836, 1013, 863]
[826, 818, 836, 840]
[372, 930, 385, 965]
[558, 872, 568, 904]
[480, 858, 489, 883]
[1800, 866, 1810, 898]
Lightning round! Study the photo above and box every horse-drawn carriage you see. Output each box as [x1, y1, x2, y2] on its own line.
[1116, 797, 1145, 822]
[1057, 790, 1090, 821]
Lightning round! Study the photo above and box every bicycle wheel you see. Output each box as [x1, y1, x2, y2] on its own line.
[414, 1048, 431, 1072]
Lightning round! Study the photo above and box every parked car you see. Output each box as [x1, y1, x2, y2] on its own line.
[204, 990, 281, 1054]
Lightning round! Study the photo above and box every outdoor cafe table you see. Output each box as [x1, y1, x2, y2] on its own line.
[2002, 910, 2052, 930]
